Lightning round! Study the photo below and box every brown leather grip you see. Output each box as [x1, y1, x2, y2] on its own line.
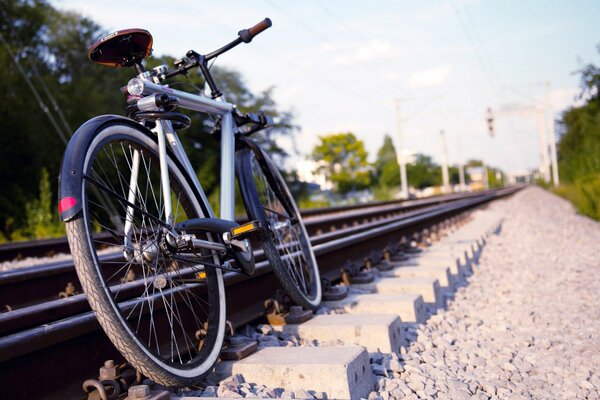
[248, 18, 272, 38]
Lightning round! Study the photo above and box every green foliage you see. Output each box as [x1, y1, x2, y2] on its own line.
[487, 168, 504, 188]
[311, 132, 371, 194]
[11, 168, 64, 240]
[373, 135, 400, 187]
[553, 44, 600, 220]
[407, 154, 442, 189]
[558, 101, 600, 182]
[370, 135, 400, 200]
[552, 176, 600, 220]
[371, 184, 398, 201]
[297, 197, 330, 209]
[558, 45, 600, 182]
[0, 0, 295, 240]
[449, 166, 460, 185]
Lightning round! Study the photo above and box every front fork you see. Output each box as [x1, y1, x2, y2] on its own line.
[123, 120, 174, 261]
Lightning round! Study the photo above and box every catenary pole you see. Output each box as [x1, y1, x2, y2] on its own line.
[546, 82, 560, 186]
[395, 100, 409, 198]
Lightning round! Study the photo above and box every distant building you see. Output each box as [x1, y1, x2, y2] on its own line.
[507, 170, 535, 184]
[296, 160, 334, 191]
[466, 166, 486, 190]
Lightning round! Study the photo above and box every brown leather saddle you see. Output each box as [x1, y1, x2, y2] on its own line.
[88, 28, 153, 67]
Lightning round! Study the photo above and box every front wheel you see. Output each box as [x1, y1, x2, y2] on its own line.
[64, 122, 226, 387]
[237, 146, 321, 309]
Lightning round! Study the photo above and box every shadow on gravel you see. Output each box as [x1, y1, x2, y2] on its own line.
[400, 220, 505, 350]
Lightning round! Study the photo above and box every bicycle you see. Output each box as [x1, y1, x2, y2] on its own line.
[57, 19, 321, 387]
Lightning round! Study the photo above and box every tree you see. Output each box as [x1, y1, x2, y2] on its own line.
[374, 134, 400, 188]
[558, 45, 600, 183]
[311, 132, 371, 194]
[406, 154, 442, 189]
[0, 0, 297, 239]
[553, 44, 600, 220]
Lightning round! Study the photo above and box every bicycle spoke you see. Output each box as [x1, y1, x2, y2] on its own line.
[79, 134, 220, 369]
[251, 155, 314, 298]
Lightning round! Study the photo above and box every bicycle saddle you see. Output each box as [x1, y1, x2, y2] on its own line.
[88, 28, 153, 67]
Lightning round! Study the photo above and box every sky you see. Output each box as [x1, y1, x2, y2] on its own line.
[52, 0, 600, 175]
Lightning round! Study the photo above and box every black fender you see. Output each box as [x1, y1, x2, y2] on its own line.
[58, 115, 152, 222]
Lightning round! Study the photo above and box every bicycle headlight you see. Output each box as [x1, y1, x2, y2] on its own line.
[127, 78, 145, 96]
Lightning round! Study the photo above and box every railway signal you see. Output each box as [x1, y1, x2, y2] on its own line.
[486, 107, 495, 137]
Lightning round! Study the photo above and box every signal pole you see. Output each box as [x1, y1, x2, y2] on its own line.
[395, 100, 409, 198]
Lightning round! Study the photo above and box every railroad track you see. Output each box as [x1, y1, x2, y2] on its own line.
[0, 190, 487, 311]
[0, 191, 483, 263]
[0, 187, 521, 399]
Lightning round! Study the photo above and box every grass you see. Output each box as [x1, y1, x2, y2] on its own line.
[550, 175, 600, 221]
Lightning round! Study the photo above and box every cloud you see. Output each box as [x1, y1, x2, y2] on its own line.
[408, 64, 452, 88]
[552, 87, 584, 111]
[323, 40, 399, 67]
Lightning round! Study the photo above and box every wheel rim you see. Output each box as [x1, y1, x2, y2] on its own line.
[81, 132, 222, 372]
[250, 154, 317, 300]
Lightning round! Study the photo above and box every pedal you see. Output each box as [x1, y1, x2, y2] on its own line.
[230, 220, 262, 240]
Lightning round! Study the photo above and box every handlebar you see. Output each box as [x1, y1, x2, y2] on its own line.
[159, 18, 273, 97]
[239, 18, 272, 43]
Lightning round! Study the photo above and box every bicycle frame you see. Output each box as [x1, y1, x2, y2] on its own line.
[130, 78, 238, 225]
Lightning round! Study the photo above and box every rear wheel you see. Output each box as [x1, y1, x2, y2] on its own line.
[237, 147, 321, 309]
[65, 123, 225, 386]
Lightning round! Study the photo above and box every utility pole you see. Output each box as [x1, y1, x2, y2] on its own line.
[536, 109, 550, 183]
[483, 163, 489, 189]
[440, 130, 450, 193]
[546, 81, 560, 185]
[456, 135, 466, 191]
[395, 100, 409, 198]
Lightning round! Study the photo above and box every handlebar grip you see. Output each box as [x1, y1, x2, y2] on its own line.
[239, 18, 272, 43]
[249, 18, 272, 37]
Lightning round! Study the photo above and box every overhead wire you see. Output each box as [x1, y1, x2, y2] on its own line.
[268, 0, 445, 131]
[264, 0, 329, 41]
[28, 60, 73, 136]
[449, 0, 532, 170]
[169, 1, 376, 108]
[0, 31, 69, 145]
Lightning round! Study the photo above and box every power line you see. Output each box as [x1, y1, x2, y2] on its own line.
[313, 0, 370, 43]
[0, 31, 68, 144]
[28, 60, 73, 136]
[460, 0, 500, 87]
[171, 2, 376, 108]
[264, 0, 329, 41]
[449, 0, 496, 90]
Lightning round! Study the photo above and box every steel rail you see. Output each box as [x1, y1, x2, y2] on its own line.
[0, 191, 487, 262]
[0, 191, 489, 310]
[0, 196, 479, 337]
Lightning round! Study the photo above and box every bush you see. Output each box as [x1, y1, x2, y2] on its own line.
[10, 168, 65, 241]
[552, 175, 600, 220]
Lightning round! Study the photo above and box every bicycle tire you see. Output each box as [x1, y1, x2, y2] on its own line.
[237, 146, 321, 309]
[64, 122, 225, 386]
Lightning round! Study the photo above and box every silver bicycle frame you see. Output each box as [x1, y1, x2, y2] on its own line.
[129, 78, 238, 223]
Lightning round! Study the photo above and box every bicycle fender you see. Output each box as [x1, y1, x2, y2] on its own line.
[58, 115, 151, 222]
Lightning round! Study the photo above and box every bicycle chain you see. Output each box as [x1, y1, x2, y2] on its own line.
[169, 253, 242, 274]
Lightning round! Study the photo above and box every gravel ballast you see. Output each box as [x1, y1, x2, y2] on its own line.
[369, 187, 600, 399]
